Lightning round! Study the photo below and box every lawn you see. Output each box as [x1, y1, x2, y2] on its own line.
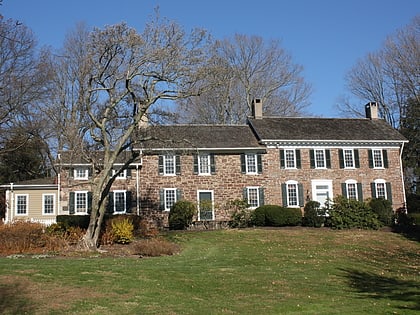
[0, 227, 419, 314]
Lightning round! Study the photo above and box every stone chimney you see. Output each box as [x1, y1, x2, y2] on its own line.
[365, 102, 378, 119]
[252, 98, 263, 119]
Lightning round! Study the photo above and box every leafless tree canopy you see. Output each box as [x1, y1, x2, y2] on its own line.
[175, 34, 312, 124]
[340, 15, 420, 129]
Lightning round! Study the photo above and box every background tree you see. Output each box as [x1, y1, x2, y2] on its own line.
[175, 34, 312, 124]
[339, 15, 419, 129]
[52, 17, 208, 249]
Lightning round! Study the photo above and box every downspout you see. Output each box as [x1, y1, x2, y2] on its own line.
[9, 183, 14, 223]
[399, 142, 407, 211]
[136, 164, 140, 216]
[57, 172, 61, 217]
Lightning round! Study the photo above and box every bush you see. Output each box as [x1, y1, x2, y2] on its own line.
[168, 200, 196, 230]
[329, 196, 381, 230]
[56, 215, 90, 229]
[110, 217, 134, 244]
[369, 198, 394, 226]
[251, 205, 302, 227]
[46, 222, 84, 245]
[302, 201, 326, 227]
[406, 193, 420, 213]
[228, 199, 253, 228]
[133, 237, 181, 257]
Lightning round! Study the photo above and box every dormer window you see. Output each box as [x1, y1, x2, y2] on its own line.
[74, 167, 89, 180]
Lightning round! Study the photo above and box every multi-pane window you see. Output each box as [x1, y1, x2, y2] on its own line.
[164, 155, 176, 175]
[164, 188, 177, 211]
[246, 154, 257, 173]
[15, 194, 28, 215]
[43, 194, 55, 214]
[287, 182, 298, 207]
[344, 149, 355, 168]
[346, 182, 357, 200]
[285, 149, 296, 168]
[199, 154, 210, 174]
[113, 191, 126, 213]
[75, 192, 88, 213]
[245, 187, 263, 208]
[74, 167, 89, 180]
[315, 149, 326, 168]
[112, 169, 127, 179]
[376, 182, 386, 199]
[372, 149, 384, 168]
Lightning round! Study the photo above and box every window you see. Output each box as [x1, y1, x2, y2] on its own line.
[244, 187, 264, 208]
[74, 167, 89, 180]
[310, 149, 331, 169]
[75, 191, 88, 213]
[15, 194, 28, 215]
[344, 149, 354, 168]
[371, 179, 392, 201]
[369, 149, 388, 169]
[280, 149, 301, 169]
[112, 168, 127, 179]
[342, 180, 362, 201]
[339, 149, 360, 169]
[282, 181, 303, 208]
[159, 155, 181, 176]
[43, 194, 55, 215]
[193, 154, 215, 175]
[160, 188, 181, 211]
[198, 190, 214, 220]
[113, 191, 126, 213]
[241, 153, 262, 174]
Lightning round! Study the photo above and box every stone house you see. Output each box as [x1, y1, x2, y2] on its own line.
[1, 101, 408, 227]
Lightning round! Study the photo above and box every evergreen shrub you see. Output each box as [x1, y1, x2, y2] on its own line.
[168, 200, 196, 230]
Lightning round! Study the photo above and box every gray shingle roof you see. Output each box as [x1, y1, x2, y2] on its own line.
[248, 117, 407, 142]
[137, 125, 265, 151]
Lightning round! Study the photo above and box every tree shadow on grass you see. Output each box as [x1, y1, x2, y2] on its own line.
[341, 268, 420, 312]
[0, 281, 35, 314]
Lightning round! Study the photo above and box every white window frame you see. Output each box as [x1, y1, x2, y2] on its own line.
[343, 149, 355, 169]
[74, 191, 88, 214]
[345, 179, 358, 200]
[285, 180, 299, 208]
[372, 149, 384, 169]
[314, 149, 326, 169]
[74, 167, 89, 180]
[198, 154, 211, 175]
[163, 188, 177, 211]
[246, 186, 261, 209]
[284, 149, 297, 169]
[113, 190, 127, 213]
[42, 193, 55, 215]
[245, 153, 258, 174]
[15, 194, 28, 216]
[112, 168, 127, 179]
[163, 155, 176, 176]
[197, 190, 214, 221]
[374, 179, 387, 199]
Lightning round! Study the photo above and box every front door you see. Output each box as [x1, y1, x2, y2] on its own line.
[198, 190, 214, 221]
[311, 180, 333, 208]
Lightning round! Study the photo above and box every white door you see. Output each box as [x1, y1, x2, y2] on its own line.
[311, 180, 333, 208]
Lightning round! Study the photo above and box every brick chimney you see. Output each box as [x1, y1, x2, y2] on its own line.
[252, 98, 263, 119]
[365, 102, 378, 119]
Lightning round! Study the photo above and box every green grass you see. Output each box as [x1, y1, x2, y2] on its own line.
[0, 228, 419, 314]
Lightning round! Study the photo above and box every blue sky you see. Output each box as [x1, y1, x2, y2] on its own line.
[2, 0, 419, 117]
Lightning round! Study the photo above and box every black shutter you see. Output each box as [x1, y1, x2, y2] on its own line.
[126, 191, 132, 213]
[175, 155, 181, 175]
[176, 189, 182, 202]
[357, 183, 363, 202]
[193, 154, 199, 174]
[158, 156, 164, 175]
[210, 154, 216, 174]
[69, 169, 74, 179]
[87, 192, 92, 214]
[281, 184, 287, 207]
[257, 154, 263, 174]
[126, 168, 132, 178]
[341, 183, 347, 197]
[325, 150, 331, 168]
[386, 183, 392, 203]
[310, 150, 315, 168]
[69, 192, 75, 214]
[354, 149, 360, 168]
[259, 187, 265, 206]
[368, 150, 374, 168]
[240, 154, 246, 173]
[243, 187, 248, 203]
[107, 192, 114, 214]
[383, 150, 389, 168]
[339, 150, 345, 169]
[280, 150, 285, 169]
[159, 189, 165, 210]
[296, 150, 301, 169]
[371, 182, 376, 198]
[298, 183, 304, 207]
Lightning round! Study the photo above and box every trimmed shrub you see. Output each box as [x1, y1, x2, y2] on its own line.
[169, 200, 196, 230]
[369, 198, 393, 226]
[406, 193, 420, 213]
[228, 199, 253, 228]
[56, 215, 90, 229]
[251, 205, 302, 227]
[302, 201, 326, 227]
[329, 196, 381, 230]
[133, 237, 181, 257]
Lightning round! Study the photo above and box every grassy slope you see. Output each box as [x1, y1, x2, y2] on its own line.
[0, 228, 419, 314]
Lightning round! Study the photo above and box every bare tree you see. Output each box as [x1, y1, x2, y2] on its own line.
[176, 34, 312, 124]
[52, 17, 208, 249]
[340, 15, 420, 129]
